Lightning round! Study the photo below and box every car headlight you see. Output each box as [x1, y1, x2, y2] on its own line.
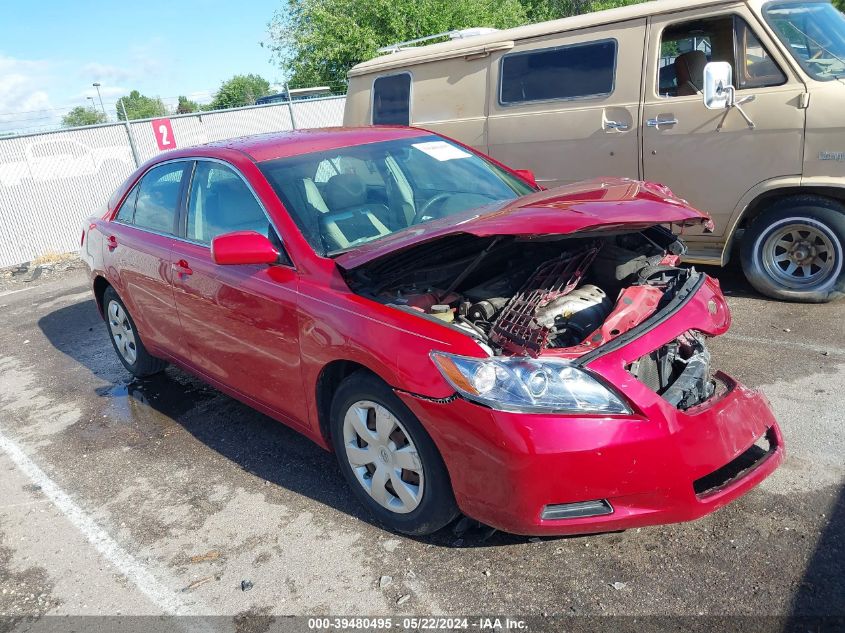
[431, 352, 632, 415]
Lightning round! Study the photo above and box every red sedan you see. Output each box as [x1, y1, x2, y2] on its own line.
[81, 127, 783, 536]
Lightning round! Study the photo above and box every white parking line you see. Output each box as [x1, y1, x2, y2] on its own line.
[0, 429, 198, 617]
[722, 333, 845, 356]
[0, 287, 35, 299]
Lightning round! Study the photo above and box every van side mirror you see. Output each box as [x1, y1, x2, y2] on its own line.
[211, 230, 280, 265]
[514, 169, 539, 188]
[703, 62, 733, 110]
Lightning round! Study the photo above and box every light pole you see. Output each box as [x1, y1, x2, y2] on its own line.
[86, 96, 96, 109]
[92, 82, 107, 119]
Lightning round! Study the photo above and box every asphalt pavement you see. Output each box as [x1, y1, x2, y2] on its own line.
[0, 259, 842, 629]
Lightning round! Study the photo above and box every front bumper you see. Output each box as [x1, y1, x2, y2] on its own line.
[397, 275, 783, 536]
[398, 375, 783, 536]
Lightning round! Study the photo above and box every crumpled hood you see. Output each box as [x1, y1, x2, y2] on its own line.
[334, 178, 713, 270]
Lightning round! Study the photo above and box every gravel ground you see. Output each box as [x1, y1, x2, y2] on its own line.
[0, 258, 842, 631]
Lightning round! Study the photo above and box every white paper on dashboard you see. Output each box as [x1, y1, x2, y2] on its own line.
[411, 141, 472, 161]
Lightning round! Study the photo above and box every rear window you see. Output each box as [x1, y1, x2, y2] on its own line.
[372, 74, 411, 125]
[500, 39, 617, 105]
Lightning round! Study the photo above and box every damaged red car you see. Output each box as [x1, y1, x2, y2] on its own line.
[81, 127, 784, 536]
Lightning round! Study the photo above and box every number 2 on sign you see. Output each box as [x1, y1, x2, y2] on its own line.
[158, 124, 170, 146]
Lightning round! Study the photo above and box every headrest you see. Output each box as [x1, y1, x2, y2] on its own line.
[674, 50, 707, 89]
[323, 174, 368, 211]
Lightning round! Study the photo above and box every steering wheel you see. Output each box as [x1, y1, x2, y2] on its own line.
[411, 193, 454, 225]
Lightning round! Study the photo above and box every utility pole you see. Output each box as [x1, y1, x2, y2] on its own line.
[92, 82, 107, 119]
[285, 83, 297, 130]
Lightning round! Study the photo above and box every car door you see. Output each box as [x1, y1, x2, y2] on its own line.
[486, 19, 646, 188]
[169, 159, 307, 428]
[641, 5, 807, 256]
[106, 160, 190, 358]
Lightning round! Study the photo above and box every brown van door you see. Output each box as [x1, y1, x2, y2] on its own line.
[486, 19, 646, 188]
[641, 5, 806, 261]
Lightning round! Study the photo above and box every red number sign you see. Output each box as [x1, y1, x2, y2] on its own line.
[152, 118, 176, 151]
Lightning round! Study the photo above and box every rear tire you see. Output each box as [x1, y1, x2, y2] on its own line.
[103, 286, 167, 377]
[740, 196, 845, 303]
[330, 371, 458, 535]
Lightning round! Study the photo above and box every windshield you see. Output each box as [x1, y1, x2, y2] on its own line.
[258, 135, 535, 256]
[764, 2, 845, 81]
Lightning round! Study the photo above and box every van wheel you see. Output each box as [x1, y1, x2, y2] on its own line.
[103, 286, 168, 377]
[740, 196, 845, 303]
[330, 371, 458, 535]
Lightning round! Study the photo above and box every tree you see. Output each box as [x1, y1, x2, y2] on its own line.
[521, 0, 644, 22]
[209, 74, 274, 110]
[176, 95, 200, 114]
[267, 0, 529, 87]
[61, 106, 107, 128]
[116, 90, 168, 121]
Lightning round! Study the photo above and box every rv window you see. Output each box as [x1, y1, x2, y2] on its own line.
[373, 74, 411, 125]
[499, 40, 616, 105]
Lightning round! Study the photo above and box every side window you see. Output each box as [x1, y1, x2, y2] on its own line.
[658, 15, 785, 97]
[500, 40, 616, 105]
[132, 162, 185, 234]
[372, 74, 411, 126]
[186, 162, 271, 244]
[114, 186, 138, 224]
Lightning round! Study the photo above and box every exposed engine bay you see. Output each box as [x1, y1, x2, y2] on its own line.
[342, 226, 717, 409]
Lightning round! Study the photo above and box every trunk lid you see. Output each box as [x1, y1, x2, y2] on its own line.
[334, 178, 713, 270]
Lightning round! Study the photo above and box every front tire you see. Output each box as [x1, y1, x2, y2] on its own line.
[330, 371, 458, 535]
[741, 196, 845, 303]
[103, 286, 167, 377]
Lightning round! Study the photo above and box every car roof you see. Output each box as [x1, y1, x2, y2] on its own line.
[348, 0, 751, 77]
[198, 126, 430, 163]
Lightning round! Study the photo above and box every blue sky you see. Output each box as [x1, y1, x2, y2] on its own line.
[0, 0, 284, 133]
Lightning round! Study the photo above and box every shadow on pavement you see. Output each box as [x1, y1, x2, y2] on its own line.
[37, 299, 538, 547]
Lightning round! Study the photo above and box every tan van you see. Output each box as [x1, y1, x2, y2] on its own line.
[344, 0, 845, 302]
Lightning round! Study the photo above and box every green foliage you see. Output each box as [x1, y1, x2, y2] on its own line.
[268, 0, 529, 87]
[835, 0, 844, 12]
[116, 90, 168, 121]
[61, 106, 107, 128]
[176, 95, 200, 114]
[209, 74, 274, 109]
[522, 0, 644, 22]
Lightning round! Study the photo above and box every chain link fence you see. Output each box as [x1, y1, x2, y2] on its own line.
[0, 96, 346, 268]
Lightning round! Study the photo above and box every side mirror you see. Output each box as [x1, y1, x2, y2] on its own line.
[211, 231, 280, 266]
[703, 61, 733, 110]
[514, 169, 539, 188]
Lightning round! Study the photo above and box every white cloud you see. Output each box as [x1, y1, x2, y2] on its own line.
[80, 62, 133, 84]
[0, 54, 57, 133]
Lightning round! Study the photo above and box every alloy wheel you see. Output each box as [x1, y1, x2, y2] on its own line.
[761, 219, 839, 290]
[107, 300, 138, 365]
[342, 400, 424, 514]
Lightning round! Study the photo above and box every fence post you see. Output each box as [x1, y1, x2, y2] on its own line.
[119, 99, 141, 167]
[285, 83, 297, 130]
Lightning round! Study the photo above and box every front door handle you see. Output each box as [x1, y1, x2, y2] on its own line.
[604, 120, 630, 131]
[647, 117, 679, 128]
[172, 259, 193, 277]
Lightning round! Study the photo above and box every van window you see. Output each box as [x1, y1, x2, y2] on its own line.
[499, 40, 617, 105]
[658, 16, 785, 97]
[372, 74, 411, 125]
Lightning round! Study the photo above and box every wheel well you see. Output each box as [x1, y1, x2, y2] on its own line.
[739, 187, 845, 231]
[315, 360, 374, 447]
[93, 276, 111, 317]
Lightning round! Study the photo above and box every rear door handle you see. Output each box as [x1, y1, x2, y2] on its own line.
[106, 235, 118, 251]
[647, 117, 679, 128]
[172, 259, 193, 277]
[604, 120, 630, 131]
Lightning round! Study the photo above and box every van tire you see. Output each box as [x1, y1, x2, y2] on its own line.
[740, 196, 845, 303]
[330, 371, 459, 535]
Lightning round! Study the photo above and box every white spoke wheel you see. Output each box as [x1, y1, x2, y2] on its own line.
[342, 400, 424, 514]
[741, 198, 845, 303]
[101, 286, 167, 377]
[330, 372, 458, 535]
